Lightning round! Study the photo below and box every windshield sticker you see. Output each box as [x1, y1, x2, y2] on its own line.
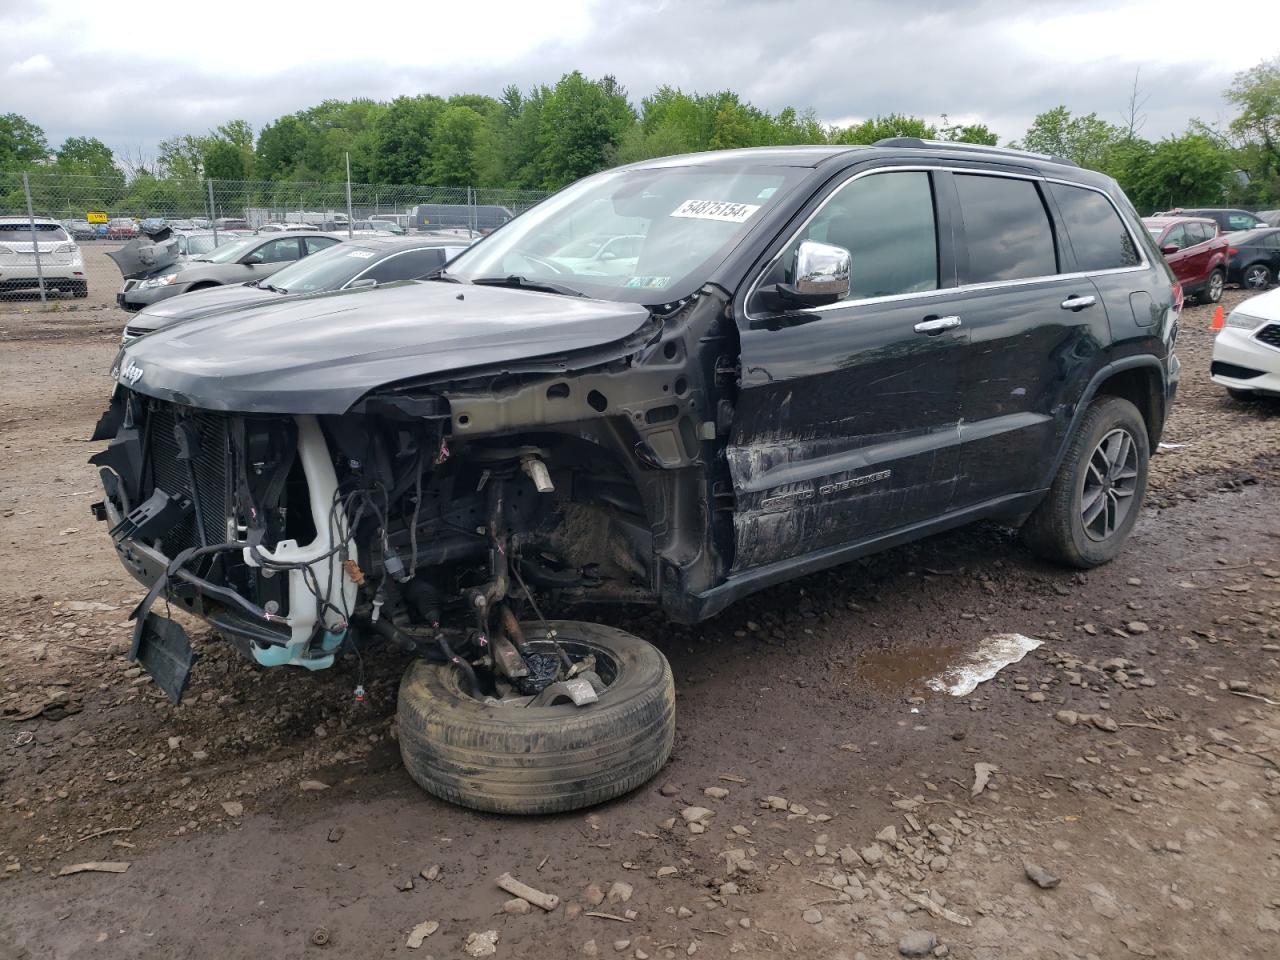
[670, 199, 760, 223]
[625, 275, 671, 290]
[347, 250, 375, 258]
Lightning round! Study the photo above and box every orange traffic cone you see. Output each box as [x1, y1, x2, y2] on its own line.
[1210, 305, 1225, 331]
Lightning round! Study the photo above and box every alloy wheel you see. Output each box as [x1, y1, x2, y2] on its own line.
[1080, 428, 1139, 542]
[1245, 265, 1270, 289]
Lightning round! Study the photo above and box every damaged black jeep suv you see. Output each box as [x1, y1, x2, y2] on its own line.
[92, 140, 1179, 813]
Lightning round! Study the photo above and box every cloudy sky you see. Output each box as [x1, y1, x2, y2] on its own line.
[2, 0, 1272, 160]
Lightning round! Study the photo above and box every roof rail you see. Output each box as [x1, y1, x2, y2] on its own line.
[872, 137, 1079, 168]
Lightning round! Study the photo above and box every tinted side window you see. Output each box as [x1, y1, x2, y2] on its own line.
[253, 238, 302, 263]
[360, 249, 445, 284]
[1228, 214, 1258, 230]
[304, 236, 341, 255]
[761, 170, 938, 302]
[1048, 183, 1139, 271]
[954, 174, 1056, 283]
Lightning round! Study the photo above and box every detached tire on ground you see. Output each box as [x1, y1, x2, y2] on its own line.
[1022, 395, 1150, 568]
[397, 620, 675, 815]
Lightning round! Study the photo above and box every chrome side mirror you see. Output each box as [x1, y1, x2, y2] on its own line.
[794, 240, 851, 300]
[757, 239, 852, 313]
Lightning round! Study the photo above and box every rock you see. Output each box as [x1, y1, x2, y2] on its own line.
[614, 940, 632, 952]
[860, 844, 884, 865]
[677, 906, 693, 919]
[1126, 621, 1149, 634]
[397, 878, 415, 892]
[656, 866, 678, 878]
[607, 881, 634, 904]
[1091, 715, 1118, 733]
[1055, 710, 1079, 727]
[504, 898, 531, 915]
[971, 762, 997, 797]
[582, 939, 599, 957]
[681, 806, 714, 825]
[405, 920, 439, 949]
[659, 783, 681, 797]
[1228, 680, 1251, 692]
[583, 883, 605, 906]
[876, 825, 898, 844]
[299, 780, 330, 792]
[802, 908, 823, 924]
[167, 736, 182, 750]
[566, 903, 582, 920]
[1023, 860, 1061, 889]
[898, 930, 938, 956]
[929, 856, 948, 872]
[1026, 692, 1046, 703]
[464, 930, 499, 957]
[421, 864, 440, 881]
[703, 786, 729, 800]
[220, 801, 243, 818]
[764, 795, 789, 811]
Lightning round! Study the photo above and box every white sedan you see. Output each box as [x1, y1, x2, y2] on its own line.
[1212, 287, 1280, 400]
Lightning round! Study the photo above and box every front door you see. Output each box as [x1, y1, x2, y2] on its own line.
[728, 168, 968, 572]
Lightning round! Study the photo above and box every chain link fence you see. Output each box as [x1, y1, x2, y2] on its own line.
[0, 170, 550, 305]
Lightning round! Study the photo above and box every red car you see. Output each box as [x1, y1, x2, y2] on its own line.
[1143, 216, 1228, 303]
[106, 217, 139, 240]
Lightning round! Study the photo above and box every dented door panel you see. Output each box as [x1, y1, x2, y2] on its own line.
[728, 296, 966, 572]
[948, 277, 1109, 507]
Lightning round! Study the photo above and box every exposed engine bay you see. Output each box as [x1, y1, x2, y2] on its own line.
[89, 289, 736, 703]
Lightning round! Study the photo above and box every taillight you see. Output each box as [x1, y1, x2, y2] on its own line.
[1228, 247, 1238, 256]
[1171, 281, 1184, 314]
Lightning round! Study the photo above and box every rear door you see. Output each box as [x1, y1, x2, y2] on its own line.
[945, 171, 1115, 508]
[728, 167, 969, 571]
[1160, 224, 1195, 284]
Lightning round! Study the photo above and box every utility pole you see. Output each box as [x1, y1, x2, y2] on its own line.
[345, 153, 354, 239]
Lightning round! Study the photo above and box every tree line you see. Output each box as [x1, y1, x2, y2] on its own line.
[2, 57, 1278, 214]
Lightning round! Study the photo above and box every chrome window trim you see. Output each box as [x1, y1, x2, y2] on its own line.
[743, 165, 1151, 322]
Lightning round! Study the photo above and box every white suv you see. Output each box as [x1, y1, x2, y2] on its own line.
[0, 216, 87, 298]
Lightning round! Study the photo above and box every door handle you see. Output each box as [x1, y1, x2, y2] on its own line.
[914, 315, 961, 335]
[1061, 295, 1097, 311]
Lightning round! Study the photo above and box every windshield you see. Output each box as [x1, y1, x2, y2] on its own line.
[258, 243, 373, 293]
[444, 164, 803, 302]
[197, 236, 260, 263]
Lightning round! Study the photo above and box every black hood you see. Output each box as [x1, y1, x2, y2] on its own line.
[129, 283, 280, 332]
[114, 281, 653, 414]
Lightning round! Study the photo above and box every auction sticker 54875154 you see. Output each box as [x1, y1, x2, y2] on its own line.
[670, 199, 760, 223]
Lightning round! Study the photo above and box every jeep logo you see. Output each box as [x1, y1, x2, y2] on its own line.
[121, 361, 144, 385]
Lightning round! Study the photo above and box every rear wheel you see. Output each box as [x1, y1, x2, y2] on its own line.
[397, 621, 675, 814]
[1204, 269, 1225, 303]
[1242, 263, 1272, 289]
[1023, 396, 1149, 568]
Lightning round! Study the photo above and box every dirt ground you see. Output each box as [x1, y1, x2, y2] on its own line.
[1, 288, 1278, 960]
